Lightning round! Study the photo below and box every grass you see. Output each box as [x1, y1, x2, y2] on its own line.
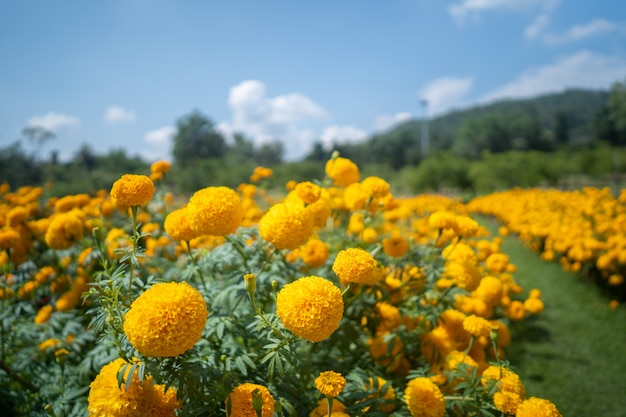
[479, 216, 626, 417]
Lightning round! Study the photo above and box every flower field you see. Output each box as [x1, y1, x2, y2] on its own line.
[0, 156, 578, 416]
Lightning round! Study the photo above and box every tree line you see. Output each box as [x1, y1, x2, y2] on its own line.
[2, 77, 626, 195]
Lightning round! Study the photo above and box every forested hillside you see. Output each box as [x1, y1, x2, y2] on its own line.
[308, 88, 611, 167]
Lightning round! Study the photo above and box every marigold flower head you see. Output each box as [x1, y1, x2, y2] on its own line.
[315, 370, 346, 397]
[481, 365, 525, 398]
[276, 276, 343, 342]
[494, 391, 523, 415]
[44, 212, 84, 250]
[404, 377, 445, 417]
[164, 207, 199, 242]
[0, 227, 20, 250]
[463, 314, 495, 337]
[516, 397, 562, 417]
[227, 382, 275, 417]
[382, 235, 409, 258]
[332, 248, 377, 285]
[523, 297, 544, 314]
[150, 160, 171, 175]
[361, 176, 390, 198]
[301, 238, 330, 268]
[34, 304, 54, 324]
[295, 181, 322, 204]
[124, 282, 208, 357]
[110, 174, 155, 207]
[88, 358, 180, 417]
[325, 157, 360, 187]
[186, 186, 243, 237]
[6, 206, 29, 226]
[343, 183, 371, 211]
[258, 202, 314, 250]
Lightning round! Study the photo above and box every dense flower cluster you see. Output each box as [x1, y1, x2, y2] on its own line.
[468, 187, 626, 300]
[0, 157, 571, 416]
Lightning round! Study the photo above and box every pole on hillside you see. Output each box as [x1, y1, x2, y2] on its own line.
[420, 99, 430, 157]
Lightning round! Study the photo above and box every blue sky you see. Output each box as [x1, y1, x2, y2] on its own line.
[1, 0, 625, 162]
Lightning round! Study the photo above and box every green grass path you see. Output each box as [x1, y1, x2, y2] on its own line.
[479, 217, 626, 417]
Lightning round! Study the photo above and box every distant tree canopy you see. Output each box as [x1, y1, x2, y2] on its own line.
[172, 111, 228, 165]
[594, 77, 626, 146]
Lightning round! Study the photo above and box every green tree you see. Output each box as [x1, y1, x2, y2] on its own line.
[172, 110, 228, 165]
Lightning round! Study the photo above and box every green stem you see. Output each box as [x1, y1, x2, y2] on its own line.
[0, 359, 37, 392]
[128, 206, 139, 302]
[226, 236, 251, 272]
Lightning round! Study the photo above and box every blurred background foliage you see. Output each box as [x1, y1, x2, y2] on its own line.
[3, 77, 626, 197]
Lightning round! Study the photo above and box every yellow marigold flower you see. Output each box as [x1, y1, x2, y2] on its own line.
[227, 382, 275, 417]
[124, 282, 208, 357]
[481, 365, 525, 398]
[363, 376, 396, 413]
[347, 213, 365, 235]
[164, 207, 199, 242]
[361, 227, 378, 244]
[306, 194, 332, 229]
[516, 397, 562, 417]
[285, 180, 297, 190]
[276, 276, 343, 342]
[258, 202, 313, 250]
[609, 299, 619, 309]
[88, 358, 180, 417]
[45, 212, 84, 250]
[507, 300, 526, 321]
[325, 157, 360, 187]
[343, 183, 371, 211]
[186, 186, 243, 237]
[301, 239, 330, 268]
[404, 377, 445, 417]
[332, 248, 377, 285]
[523, 297, 544, 314]
[473, 276, 503, 307]
[34, 304, 54, 324]
[494, 391, 523, 415]
[382, 235, 409, 258]
[150, 160, 171, 174]
[463, 314, 495, 338]
[608, 274, 624, 286]
[38, 338, 61, 351]
[361, 176, 390, 198]
[0, 227, 20, 250]
[442, 260, 481, 291]
[428, 211, 455, 230]
[295, 181, 322, 204]
[485, 253, 509, 274]
[110, 174, 155, 207]
[315, 370, 346, 397]
[375, 301, 402, 335]
[6, 206, 29, 226]
[310, 398, 346, 417]
[453, 215, 479, 238]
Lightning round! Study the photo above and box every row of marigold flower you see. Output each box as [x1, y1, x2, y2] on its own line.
[0, 157, 562, 416]
[467, 186, 626, 304]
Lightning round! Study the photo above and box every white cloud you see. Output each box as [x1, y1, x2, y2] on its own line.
[374, 112, 412, 133]
[449, 0, 559, 24]
[219, 80, 329, 160]
[482, 50, 626, 103]
[419, 77, 474, 116]
[319, 125, 368, 149]
[524, 14, 550, 39]
[541, 19, 621, 45]
[26, 112, 80, 133]
[142, 126, 176, 161]
[104, 106, 136, 123]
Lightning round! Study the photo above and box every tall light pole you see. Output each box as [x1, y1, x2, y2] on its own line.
[420, 99, 430, 157]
